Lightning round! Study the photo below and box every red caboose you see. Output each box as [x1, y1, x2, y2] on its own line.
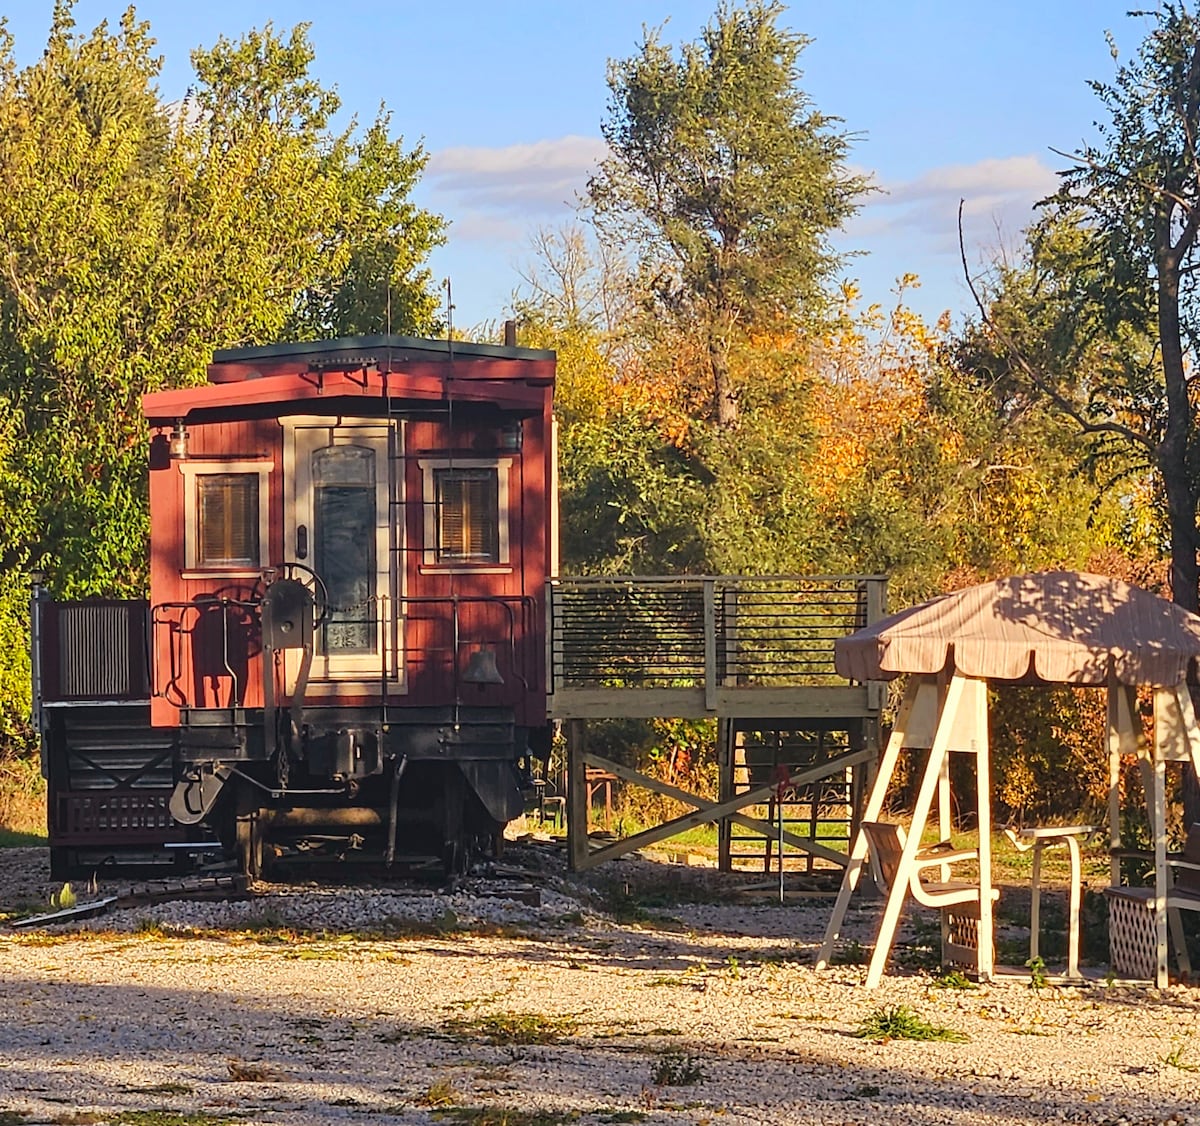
[38, 334, 555, 877]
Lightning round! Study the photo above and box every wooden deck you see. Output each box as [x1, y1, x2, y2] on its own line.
[544, 576, 888, 871]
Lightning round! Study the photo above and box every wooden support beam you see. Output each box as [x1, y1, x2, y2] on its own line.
[864, 675, 970, 989]
[816, 677, 923, 969]
[570, 748, 872, 871]
[567, 719, 588, 873]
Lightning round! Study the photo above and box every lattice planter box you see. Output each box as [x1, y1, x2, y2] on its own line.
[1104, 887, 1159, 981]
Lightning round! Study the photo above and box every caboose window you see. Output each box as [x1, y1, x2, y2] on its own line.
[419, 457, 511, 569]
[196, 474, 259, 567]
[435, 468, 499, 562]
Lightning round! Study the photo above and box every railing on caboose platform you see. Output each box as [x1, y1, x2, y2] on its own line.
[545, 574, 887, 720]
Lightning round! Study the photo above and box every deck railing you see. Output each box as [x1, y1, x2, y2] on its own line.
[546, 575, 886, 719]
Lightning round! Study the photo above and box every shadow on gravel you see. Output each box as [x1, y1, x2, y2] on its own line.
[0, 970, 1196, 1125]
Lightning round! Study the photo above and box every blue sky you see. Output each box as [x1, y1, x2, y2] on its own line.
[7, 1, 1158, 332]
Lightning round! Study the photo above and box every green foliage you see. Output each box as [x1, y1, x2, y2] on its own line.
[932, 969, 978, 991]
[0, 5, 442, 753]
[1025, 955, 1048, 992]
[48, 882, 76, 911]
[443, 1012, 578, 1046]
[649, 1051, 704, 1086]
[854, 1005, 967, 1043]
[590, 1, 867, 428]
[0, 9, 442, 599]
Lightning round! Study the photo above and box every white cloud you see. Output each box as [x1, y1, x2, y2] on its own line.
[850, 154, 1060, 252]
[426, 135, 608, 218]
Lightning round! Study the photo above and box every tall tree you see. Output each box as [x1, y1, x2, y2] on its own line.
[588, 1, 867, 430]
[982, 5, 1200, 610]
[0, 7, 444, 602]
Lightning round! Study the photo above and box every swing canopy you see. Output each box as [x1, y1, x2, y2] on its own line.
[835, 571, 1200, 688]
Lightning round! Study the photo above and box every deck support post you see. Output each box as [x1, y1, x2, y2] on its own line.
[567, 719, 589, 872]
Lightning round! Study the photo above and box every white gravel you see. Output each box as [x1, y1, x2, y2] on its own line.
[0, 844, 1198, 1126]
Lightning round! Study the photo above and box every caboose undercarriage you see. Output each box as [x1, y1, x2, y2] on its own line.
[173, 702, 532, 878]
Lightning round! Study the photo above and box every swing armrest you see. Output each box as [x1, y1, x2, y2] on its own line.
[913, 847, 978, 869]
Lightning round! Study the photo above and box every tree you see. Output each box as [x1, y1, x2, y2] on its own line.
[0, 4, 443, 748]
[0, 8, 443, 597]
[588, 1, 867, 430]
[971, 6, 1200, 611]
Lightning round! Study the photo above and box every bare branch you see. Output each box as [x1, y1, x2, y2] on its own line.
[957, 199, 1154, 453]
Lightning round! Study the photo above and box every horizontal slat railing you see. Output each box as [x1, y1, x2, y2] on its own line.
[547, 575, 886, 718]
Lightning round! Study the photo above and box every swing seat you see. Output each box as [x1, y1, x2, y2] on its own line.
[862, 820, 999, 967]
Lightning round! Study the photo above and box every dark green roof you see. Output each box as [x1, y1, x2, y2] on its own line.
[212, 334, 555, 365]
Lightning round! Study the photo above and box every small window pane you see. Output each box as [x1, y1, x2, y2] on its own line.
[197, 474, 259, 567]
[435, 468, 499, 562]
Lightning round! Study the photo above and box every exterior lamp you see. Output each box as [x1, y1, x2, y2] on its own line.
[500, 421, 523, 452]
[169, 419, 190, 460]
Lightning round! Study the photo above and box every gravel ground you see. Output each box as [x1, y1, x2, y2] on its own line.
[1, 844, 1199, 1126]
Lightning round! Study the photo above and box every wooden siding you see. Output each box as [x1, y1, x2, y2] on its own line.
[147, 398, 551, 730]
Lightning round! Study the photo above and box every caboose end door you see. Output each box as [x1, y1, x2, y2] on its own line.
[286, 421, 399, 686]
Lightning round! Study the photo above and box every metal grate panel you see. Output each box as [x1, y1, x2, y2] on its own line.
[48, 601, 149, 701]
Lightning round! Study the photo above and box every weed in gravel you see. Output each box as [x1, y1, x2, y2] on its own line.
[376, 1024, 424, 1044]
[855, 1005, 967, 1043]
[598, 1113, 646, 1124]
[226, 1058, 286, 1082]
[1026, 955, 1049, 992]
[419, 1079, 461, 1107]
[831, 939, 868, 965]
[650, 1052, 704, 1086]
[0, 1113, 29, 1126]
[600, 885, 649, 924]
[443, 1012, 578, 1046]
[894, 916, 941, 971]
[931, 969, 978, 990]
[1164, 1041, 1200, 1071]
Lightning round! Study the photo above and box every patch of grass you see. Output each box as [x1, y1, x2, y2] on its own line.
[931, 969, 978, 990]
[432, 1110, 577, 1126]
[444, 1012, 577, 1046]
[0, 827, 46, 847]
[0, 1113, 30, 1126]
[854, 1005, 967, 1043]
[50, 1115, 238, 1126]
[283, 945, 348, 961]
[650, 1052, 704, 1086]
[851, 1084, 881, 1098]
[599, 1112, 646, 1124]
[123, 1083, 194, 1095]
[419, 1079, 461, 1108]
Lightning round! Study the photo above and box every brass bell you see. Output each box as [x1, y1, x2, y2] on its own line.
[462, 648, 504, 686]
